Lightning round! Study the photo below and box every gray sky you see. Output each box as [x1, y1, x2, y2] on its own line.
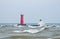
[0, 0, 60, 23]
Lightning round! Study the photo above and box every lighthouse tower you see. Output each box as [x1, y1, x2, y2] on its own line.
[17, 14, 26, 26]
[20, 14, 24, 25]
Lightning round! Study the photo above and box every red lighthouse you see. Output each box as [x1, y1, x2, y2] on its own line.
[20, 14, 24, 25]
[17, 14, 26, 26]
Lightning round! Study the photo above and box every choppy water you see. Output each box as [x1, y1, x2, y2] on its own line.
[0, 23, 60, 39]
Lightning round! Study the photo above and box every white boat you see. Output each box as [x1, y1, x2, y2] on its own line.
[28, 19, 48, 28]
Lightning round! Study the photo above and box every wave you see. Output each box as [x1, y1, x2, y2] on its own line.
[13, 26, 46, 34]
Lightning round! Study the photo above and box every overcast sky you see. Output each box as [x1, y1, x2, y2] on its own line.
[0, 0, 60, 23]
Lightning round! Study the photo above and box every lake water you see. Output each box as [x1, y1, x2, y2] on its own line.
[0, 23, 60, 39]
